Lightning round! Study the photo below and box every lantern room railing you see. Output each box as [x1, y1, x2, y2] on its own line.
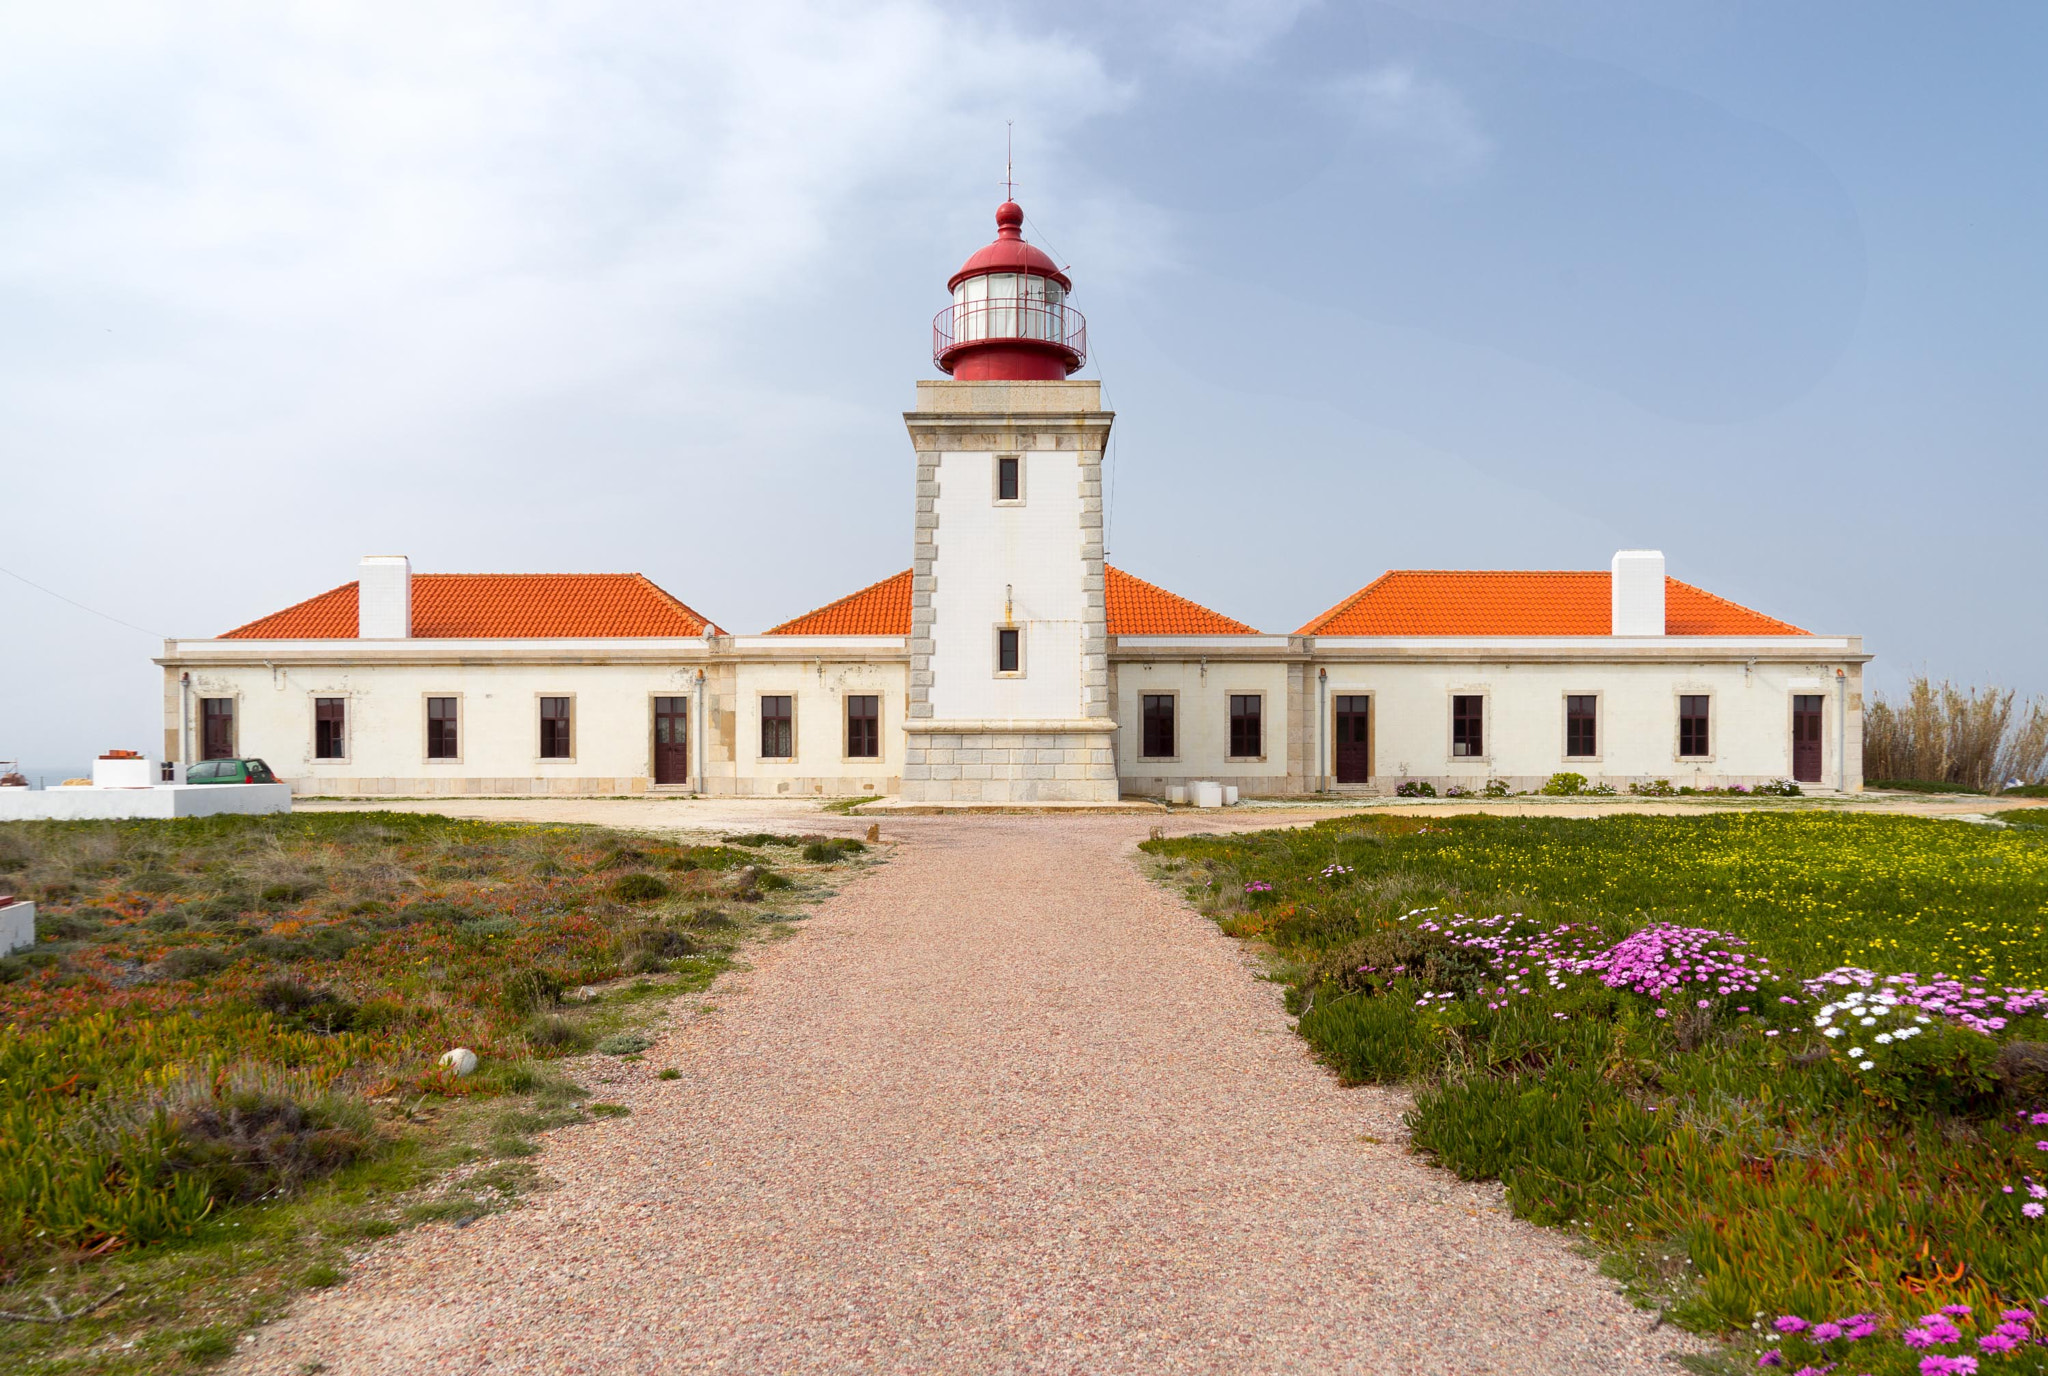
[932, 297, 1087, 372]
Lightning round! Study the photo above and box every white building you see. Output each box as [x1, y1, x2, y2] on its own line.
[156, 199, 1868, 800]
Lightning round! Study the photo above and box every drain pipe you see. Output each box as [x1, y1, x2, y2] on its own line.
[179, 672, 192, 770]
[693, 668, 706, 795]
[1835, 667, 1847, 792]
[1317, 666, 1328, 794]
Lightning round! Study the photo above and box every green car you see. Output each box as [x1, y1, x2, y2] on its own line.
[188, 758, 279, 784]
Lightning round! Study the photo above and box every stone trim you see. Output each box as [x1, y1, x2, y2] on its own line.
[908, 450, 939, 719]
[1078, 444, 1109, 719]
[901, 727, 1119, 803]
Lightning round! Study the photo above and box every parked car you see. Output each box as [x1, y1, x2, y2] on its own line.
[188, 758, 279, 784]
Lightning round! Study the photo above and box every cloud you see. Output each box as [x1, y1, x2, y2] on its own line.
[1329, 64, 1493, 180]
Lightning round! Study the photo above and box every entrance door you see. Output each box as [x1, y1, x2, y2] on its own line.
[653, 697, 690, 785]
[1792, 694, 1824, 783]
[1334, 695, 1371, 784]
[201, 698, 234, 760]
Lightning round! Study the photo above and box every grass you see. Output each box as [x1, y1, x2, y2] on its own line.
[1145, 812, 2048, 1372]
[0, 811, 866, 1373]
[1868, 778, 1988, 795]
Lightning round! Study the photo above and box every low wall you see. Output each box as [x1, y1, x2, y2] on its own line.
[0, 784, 293, 821]
[1, 900, 33, 956]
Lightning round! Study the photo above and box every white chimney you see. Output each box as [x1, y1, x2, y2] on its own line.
[1610, 550, 1665, 636]
[358, 555, 412, 639]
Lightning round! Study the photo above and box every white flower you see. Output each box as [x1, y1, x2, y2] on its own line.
[1859, 1060, 1876, 1070]
[1859, 1017, 1878, 1026]
[1823, 1027, 1845, 1038]
[1848, 1047, 1865, 1057]
[1875, 1033, 1893, 1044]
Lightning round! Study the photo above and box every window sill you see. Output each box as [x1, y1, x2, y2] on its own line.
[1138, 756, 1180, 765]
[1225, 756, 1268, 765]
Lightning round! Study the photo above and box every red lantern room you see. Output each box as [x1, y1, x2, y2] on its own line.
[932, 201, 1087, 381]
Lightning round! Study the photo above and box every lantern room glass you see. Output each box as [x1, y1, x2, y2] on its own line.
[951, 272, 1066, 344]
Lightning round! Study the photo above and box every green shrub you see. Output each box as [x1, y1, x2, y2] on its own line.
[657, 1068, 681, 1081]
[1394, 780, 1437, 798]
[260, 881, 314, 905]
[754, 871, 793, 892]
[1629, 779, 1676, 796]
[162, 1079, 377, 1205]
[801, 837, 866, 863]
[499, 966, 565, 1014]
[159, 946, 234, 981]
[1482, 779, 1511, 798]
[608, 873, 669, 903]
[1300, 993, 1434, 1084]
[253, 979, 358, 1034]
[301, 1262, 345, 1288]
[1540, 772, 1588, 796]
[722, 833, 800, 848]
[594, 1031, 653, 1056]
[522, 1014, 588, 1053]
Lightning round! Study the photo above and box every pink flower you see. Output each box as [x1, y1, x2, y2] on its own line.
[1775, 1316, 1811, 1335]
[1980, 1333, 2018, 1353]
[1756, 1352, 1782, 1369]
[2024, 1202, 2045, 1219]
[1698, 999, 1712, 1008]
[1655, 1009, 1669, 1019]
[1810, 1322, 1843, 1341]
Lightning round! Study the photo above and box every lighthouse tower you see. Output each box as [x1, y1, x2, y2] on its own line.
[900, 200, 1119, 802]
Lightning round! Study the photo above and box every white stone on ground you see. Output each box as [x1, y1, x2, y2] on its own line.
[232, 813, 1699, 1375]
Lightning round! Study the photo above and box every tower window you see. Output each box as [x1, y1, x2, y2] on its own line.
[1679, 695, 1711, 757]
[427, 697, 459, 759]
[761, 696, 794, 759]
[996, 627, 1021, 674]
[996, 455, 1021, 502]
[1141, 694, 1175, 759]
[1452, 695, 1484, 757]
[1566, 695, 1598, 758]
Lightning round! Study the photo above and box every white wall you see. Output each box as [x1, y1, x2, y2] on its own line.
[725, 658, 907, 795]
[1114, 659, 1293, 785]
[1323, 657, 1857, 788]
[173, 660, 706, 789]
[928, 448, 1086, 721]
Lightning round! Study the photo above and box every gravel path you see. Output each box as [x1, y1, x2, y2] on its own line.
[234, 815, 1696, 1375]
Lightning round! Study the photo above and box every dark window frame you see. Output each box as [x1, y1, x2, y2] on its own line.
[1565, 694, 1598, 759]
[996, 626, 1021, 675]
[1140, 693, 1176, 760]
[539, 696, 573, 760]
[426, 696, 460, 760]
[996, 454, 1021, 502]
[760, 695, 794, 759]
[1228, 694, 1263, 759]
[845, 694, 880, 759]
[1679, 695, 1711, 758]
[314, 697, 346, 760]
[1451, 694, 1485, 758]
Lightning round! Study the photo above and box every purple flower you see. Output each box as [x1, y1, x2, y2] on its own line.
[1841, 1315, 1880, 1340]
[1902, 1328, 1937, 1349]
[2031, 1112, 2048, 1126]
[1757, 1351, 1783, 1369]
[2024, 1202, 2044, 1219]
[1698, 999, 1712, 1008]
[1655, 1009, 1669, 1019]
[1809, 1322, 1843, 1342]
[1775, 1316, 1812, 1335]
[1980, 1333, 2019, 1354]
[1941, 1306, 1973, 1318]
[2000, 1308, 2033, 1323]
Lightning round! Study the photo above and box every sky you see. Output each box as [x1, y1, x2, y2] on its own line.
[3, 0, 2044, 770]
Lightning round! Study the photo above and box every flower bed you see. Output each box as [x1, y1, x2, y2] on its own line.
[1145, 812, 2048, 1372]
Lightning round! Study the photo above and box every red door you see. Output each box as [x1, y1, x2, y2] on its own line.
[1792, 695, 1823, 783]
[654, 697, 690, 785]
[201, 699, 235, 760]
[1334, 696, 1371, 783]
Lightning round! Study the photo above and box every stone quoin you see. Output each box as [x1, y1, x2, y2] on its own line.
[155, 196, 1869, 799]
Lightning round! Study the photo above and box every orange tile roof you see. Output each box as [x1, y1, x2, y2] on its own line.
[765, 569, 914, 635]
[764, 565, 1259, 636]
[221, 574, 722, 639]
[1296, 571, 1807, 637]
[1105, 566, 1258, 635]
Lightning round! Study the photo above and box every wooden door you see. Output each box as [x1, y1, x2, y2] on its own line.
[653, 697, 690, 785]
[1792, 695, 1823, 783]
[1334, 695, 1371, 784]
[201, 699, 234, 760]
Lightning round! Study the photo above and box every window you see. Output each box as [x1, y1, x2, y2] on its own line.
[1229, 694, 1263, 758]
[1679, 695, 1711, 757]
[997, 627, 1021, 674]
[427, 697, 459, 759]
[539, 697, 572, 759]
[760, 695, 793, 758]
[846, 695, 879, 758]
[1141, 694, 1175, 758]
[996, 455, 1021, 502]
[1452, 695, 1484, 757]
[314, 698, 346, 759]
[201, 698, 234, 760]
[1566, 695, 1597, 758]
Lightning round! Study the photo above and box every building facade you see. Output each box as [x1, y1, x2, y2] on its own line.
[156, 199, 1869, 800]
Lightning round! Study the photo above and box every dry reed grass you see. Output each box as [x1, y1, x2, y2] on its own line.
[1864, 675, 2048, 790]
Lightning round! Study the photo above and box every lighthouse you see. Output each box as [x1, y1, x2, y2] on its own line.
[899, 199, 1120, 802]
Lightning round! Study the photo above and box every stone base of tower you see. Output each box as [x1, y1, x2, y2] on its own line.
[900, 721, 1119, 803]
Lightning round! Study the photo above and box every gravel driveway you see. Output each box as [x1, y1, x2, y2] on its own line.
[234, 813, 1695, 1375]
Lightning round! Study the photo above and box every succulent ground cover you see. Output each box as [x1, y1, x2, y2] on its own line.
[0, 812, 864, 1373]
[1145, 813, 2048, 1375]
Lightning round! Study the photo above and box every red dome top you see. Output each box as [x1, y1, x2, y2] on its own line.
[947, 201, 1071, 292]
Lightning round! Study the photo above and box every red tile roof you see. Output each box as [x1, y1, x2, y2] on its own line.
[765, 569, 914, 635]
[1296, 571, 1807, 637]
[764, 566, 1259, 636]
[221, 574, 722, 639]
